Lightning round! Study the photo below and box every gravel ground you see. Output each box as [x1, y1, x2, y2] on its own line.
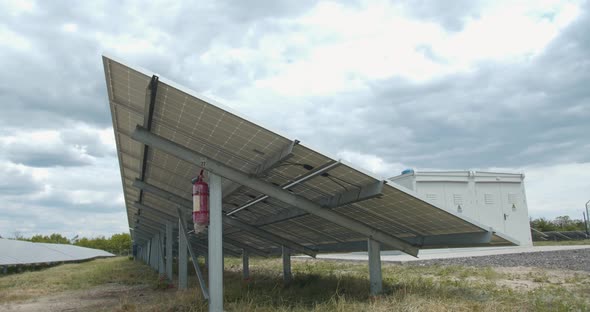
[401, 248, 590, 271]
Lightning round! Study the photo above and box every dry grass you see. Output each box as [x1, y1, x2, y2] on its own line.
[1, 256, 589, 311]
[0, 257, 155, 303]
[534, 239, 590, 246]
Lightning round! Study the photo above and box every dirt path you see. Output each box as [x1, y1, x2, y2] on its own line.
[0, 283, 154, 312]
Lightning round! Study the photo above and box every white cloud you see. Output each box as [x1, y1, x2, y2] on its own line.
[0, 26, 31, 50]
[3, 0, 35, 16]
[62, 23, 78, 33]
[251, 0, 582, 96]
[337, 150, 407, 178]
[520, 162, 590, 219]
[0, 0, 587, 238]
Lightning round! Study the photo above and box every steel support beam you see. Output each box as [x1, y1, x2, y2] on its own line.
[138, 75, 159, 204]
[158, 232, 165, 275]
[133, 227, 155, 238]
[413, 231, 492, 247]
[242, 250, 249, 280]
[224, 237, 270, 257]
[166, 222, 173, 281]
[134, 214, 170, 227]
[227, 160, 340, 216]
[282, 246, 292, 284]
[254, 209, 306, 226]
[150, 236, 156, 269]
[305, 231, 493, 252]
[178, 218, 188, 289]
[368, 238, 382, 296]
[221, 139, 298, 201]
[132, 126, 419, 256]
[318, 180, 384, 208]
[131, 228, 152, 240]
[137, 202, 268, 257]
[134, 202, 180, 221]
[188, 236, 242, 257]
[134, 216, 163, 229]
[255, 181, 383, 226]
[253, 140, 298, 176]
[208, 173, 223, 312]
[177, 207, 210, 300]
[223, 217, 316, 257]
[133, 179, 316, 257]
[135, 219, 164, 233]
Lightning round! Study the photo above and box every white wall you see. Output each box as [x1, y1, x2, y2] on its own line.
[389, 171, 533, 246]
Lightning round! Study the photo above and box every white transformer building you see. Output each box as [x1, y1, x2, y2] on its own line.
[389, 170, 533, 246]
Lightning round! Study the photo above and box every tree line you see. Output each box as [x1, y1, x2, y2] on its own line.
[7, 233, 132, 255]
[530, 215, 588, 232]
[3, 215, 586, 253]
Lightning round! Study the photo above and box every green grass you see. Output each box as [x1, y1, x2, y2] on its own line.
[0, 257, 157, 303]
[534, 239, 590, 246]
[1, 256, 589, 311]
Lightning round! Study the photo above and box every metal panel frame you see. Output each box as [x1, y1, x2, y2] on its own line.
[132, 126, 419, 256]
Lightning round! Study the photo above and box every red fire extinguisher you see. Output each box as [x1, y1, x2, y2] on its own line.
[192, 169, 209, 233]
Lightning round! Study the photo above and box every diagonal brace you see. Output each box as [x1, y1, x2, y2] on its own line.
[132, 126, 419, 256]
[132, 179, 317, 257]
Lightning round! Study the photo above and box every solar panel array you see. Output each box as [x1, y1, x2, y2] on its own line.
[0, 238, 114, 266]
[103, 55, 517, 256]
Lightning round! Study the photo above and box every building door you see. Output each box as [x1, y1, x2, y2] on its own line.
[476, 183, 505, 232]
[499, 183, 524, 240]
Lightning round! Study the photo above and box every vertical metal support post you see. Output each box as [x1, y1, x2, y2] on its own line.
[177, 207, 209, 299]
[158, 233, 165, 275]
[153, 236, 158, 270]
[242, 250, 249, 280]
[178, 218, 188, 289]
[208, 173, 223, 312]
[282, 246, 292, 284]
[150, 237, 156, 269]
[368, 238, 383, 296]
[153, 235, 159, 270]
[147, 239, 152, 267]
[166, 222, 173, 281]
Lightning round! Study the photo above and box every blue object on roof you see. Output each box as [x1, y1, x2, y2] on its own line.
[401, 169, 414, 175]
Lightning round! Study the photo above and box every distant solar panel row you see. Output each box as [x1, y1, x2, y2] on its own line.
[103, 55, 517, 258]
[0, 239, 114, 266]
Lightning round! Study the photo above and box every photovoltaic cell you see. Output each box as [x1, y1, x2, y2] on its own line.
[0, 239, 114, 266]
[103, 55, 518, 255]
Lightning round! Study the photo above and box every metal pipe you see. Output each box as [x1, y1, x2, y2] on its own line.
[178, 218, 188, 289]
[368, 238, 382, 296]
[282, 246, 291, 284]
[242, 250, 249, 280]
[208, 173, 224, 312]
[177, 207, 209, 300]
[227, 161, 340, 216]
[166, 222, 173, 281]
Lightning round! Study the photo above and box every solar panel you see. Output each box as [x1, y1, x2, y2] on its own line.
[103, 55, 518, 258]
[0, 239, 114, 266]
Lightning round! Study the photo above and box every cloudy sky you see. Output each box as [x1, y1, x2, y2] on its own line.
[0, 0, 588, 238]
